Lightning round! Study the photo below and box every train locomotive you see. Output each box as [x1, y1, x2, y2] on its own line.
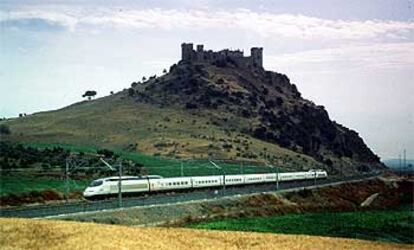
[83, 170, 328, 198]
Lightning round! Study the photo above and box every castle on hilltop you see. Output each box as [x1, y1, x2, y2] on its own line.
[181, 43, 263, 68]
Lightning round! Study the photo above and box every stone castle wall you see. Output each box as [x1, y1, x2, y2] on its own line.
[181, 43, 263, 68]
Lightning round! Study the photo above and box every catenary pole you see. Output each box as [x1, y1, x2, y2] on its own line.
[65, 159, 69, 203]
[118, 161, 123, 208]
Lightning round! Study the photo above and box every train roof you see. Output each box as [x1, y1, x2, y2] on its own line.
[98, 175, 163, 181]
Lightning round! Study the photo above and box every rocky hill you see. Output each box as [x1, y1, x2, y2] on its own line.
[126, 58, 384, 174]
[1, 53, 385, 175]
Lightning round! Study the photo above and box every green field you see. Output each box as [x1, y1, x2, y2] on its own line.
[0, 175, 89, 196]
[1, 143, 281, 197]
[188, 207, 414, 244]
[25, 142, 280, 177]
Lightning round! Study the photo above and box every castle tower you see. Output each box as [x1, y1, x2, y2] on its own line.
[196, 44, 204, 52]
[196, 44, 204, 60]
[181, 43, 194, 61]
[250, 47, 263, 68]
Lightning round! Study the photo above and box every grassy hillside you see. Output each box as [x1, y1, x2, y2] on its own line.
[1, 93, 324, 171]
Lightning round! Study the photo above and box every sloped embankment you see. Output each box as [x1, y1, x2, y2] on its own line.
[175, 177, 413, 224]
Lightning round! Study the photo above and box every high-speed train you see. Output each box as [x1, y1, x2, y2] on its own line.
[83, 170, 328, 198]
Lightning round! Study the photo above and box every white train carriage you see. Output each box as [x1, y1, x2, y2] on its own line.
[292, 171, 308, 181]
[278, 172, 295, 181]
[244, 174, 266, 184]
[150, 177, 192, 192]
[305, 171, 316, 179]
[192, 175, 222, 188]
[263, 173, 278, 183]
[107, 177, 150, 194]
[83, 176, 150, 197]
[224, 175, 244, 186]
[316, 170, 328, 178]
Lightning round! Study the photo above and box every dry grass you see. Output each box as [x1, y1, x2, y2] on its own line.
[0, 218, 411, 250]
[2, 94, 322, 169]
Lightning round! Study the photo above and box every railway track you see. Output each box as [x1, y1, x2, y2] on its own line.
[0, 173, 380, 218]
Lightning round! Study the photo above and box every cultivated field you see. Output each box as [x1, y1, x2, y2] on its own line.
[0, 218, 411, 250]
[189, 207, 414, 244]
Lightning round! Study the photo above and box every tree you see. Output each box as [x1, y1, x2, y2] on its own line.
[110, 91, 114, 95]
[128, 88, 135, 97]
[82, 90, 97, 100]
[163, 68, 167, 74]
[142, 76, 146, 82]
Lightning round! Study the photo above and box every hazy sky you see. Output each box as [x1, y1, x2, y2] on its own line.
[1, 0, 413, 159]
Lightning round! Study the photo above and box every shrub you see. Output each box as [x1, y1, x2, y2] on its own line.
[97, 149, 114, 158]
[216, 78, 225, 85]
[276, 97, 283, 106]
[185, 102, 198, 109]
[0, 124, 11, 134]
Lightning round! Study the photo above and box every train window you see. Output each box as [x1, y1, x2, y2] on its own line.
[89, 180, 103, 187]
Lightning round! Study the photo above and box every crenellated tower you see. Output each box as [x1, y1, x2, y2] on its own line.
[250, 47, 263, 68]
[181, 43, 194, 61]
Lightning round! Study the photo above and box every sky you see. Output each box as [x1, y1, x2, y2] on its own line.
[0, 0, 413, 159]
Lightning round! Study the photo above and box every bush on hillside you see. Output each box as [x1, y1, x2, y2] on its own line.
[0, 124, 11, 135]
